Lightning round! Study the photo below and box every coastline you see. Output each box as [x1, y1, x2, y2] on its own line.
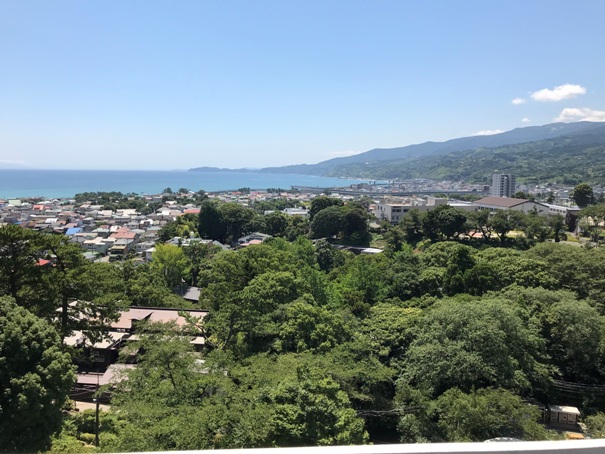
[0, 169, 366, 199]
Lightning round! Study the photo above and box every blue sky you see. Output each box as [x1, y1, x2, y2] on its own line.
[1, 0, 604, 170]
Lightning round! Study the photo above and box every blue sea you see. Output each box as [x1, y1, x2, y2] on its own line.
[0, 169, 365, 199]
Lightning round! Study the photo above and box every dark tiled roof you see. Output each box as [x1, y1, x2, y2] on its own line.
[475, 197, 529, 208]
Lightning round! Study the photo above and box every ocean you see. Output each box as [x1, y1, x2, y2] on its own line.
[0, 169, 365, 199]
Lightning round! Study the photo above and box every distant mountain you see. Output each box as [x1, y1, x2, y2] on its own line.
[255, 122, 605, 176]
[189, 122, 605, 182]
[189, 166, 255, 173]
[331, 123, 605, 185]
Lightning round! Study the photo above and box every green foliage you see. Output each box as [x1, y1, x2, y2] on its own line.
[0, 297, 75, 452]
[276, 297, 350, 353]
[122, 261, 189, 307]
[158, 214, 198, 241]
[262, 211, 290, 236]
[401, 298, 551, 397]
[572, 183, 594, 208]
[423, 205, 467, 241]
[9, 206, 605, 449]
[585, 412, 605, 438]
[198, 199, 224, 241]
[270, 365, 368, 446]
[579, 204, 605, 246]
[362, 303, 422, 366]
[110, 329, 367, 450]
[309, 196, 343, 221]
[310, 205, 344, 238]
[434, 387, 549, 442]
[0, 226, 124, 342]
[151, 243, 191, 289]
[317, 132, 605, 186]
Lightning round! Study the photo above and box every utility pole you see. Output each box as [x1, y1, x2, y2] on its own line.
[94, 372, 100, 447]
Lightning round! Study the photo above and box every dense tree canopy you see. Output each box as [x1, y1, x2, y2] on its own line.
[0, 297, 75, 452]
[8, 198, 605, 451]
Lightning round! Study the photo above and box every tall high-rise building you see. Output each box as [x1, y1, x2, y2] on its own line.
[491, 174, 516, 198]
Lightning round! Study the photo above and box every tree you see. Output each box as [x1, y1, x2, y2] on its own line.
[466, 209, 494, 243]
[315, 239, 336, 272]
[548, 214, 566, 243]
[150, 243, 191, 290]
[434, 387, 548, 441]
[341, 204, 370, 244]
[198, 200, 223, 241]
[263, 211, 289, 237]
[585, 412, 605, 438]
[158, 214, 198, 242]
[276, 297, 349, 353]
[0, 297, 75, 452]
[0, 224, 46, 308]
[541, 299, 605, 382]
[545, 191, 555, 204]
[182, 241, 221, 286]
[423, 205, 467, 241]
[513, 191, 533, 201]
[219, 202, 256, 243]
[122, 261, 188, 308]
[383, 225, 406, 256]
[361, 303, 422, 366]
[401, 298, 550, 397]
[269, 365, 368, 446]
[489, 210, 525, 243]
[399, 208, 424, 244]
[572, 183, 594, 208]
[309, 196, 343, 221]
[203, 270, 299, 352]
[310, 205, 344, 239]
[478, 250, 557, 290]
[109, 326, 273, 451]
[579, 204, 605, 246]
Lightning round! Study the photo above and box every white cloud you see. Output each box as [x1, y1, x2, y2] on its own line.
[554, 107, 605, 123]
[521, 117, 531, 123]
[473, 129, 503, 136]
[326, 150, 360, 158]
[511, 98, 526, 105]
[530, 84, 586, 102]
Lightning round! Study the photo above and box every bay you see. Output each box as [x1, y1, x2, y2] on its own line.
[0, 169, 365, 199]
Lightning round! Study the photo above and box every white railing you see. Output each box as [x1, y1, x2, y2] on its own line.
[130, 439, 605, 454]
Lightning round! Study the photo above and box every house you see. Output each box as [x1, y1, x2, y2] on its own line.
[548, 405, 581, 426]
[67, 306, 209, 373]
[108, 245, 128, 261]
[238, 232, 272, 246]
[83, 236, 111, 255]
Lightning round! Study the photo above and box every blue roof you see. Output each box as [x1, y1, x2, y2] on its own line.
[66, 227, 82, 235]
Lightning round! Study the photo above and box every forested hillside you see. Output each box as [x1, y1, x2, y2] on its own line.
[250, 122, 605, 183]
[319, 127, 605, 184]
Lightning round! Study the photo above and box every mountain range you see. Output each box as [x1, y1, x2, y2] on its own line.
[191, 121, 605, 185]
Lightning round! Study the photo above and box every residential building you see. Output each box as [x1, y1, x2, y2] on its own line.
[491, 174, 516, 198]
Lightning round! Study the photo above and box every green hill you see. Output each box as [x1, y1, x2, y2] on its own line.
[311, 125, 605, 185]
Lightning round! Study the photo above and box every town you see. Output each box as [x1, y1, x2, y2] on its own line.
[0, 174, 596, 264]
[2, 173, 605, 452]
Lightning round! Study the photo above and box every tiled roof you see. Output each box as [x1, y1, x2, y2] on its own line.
[475, 197, 529, 208]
